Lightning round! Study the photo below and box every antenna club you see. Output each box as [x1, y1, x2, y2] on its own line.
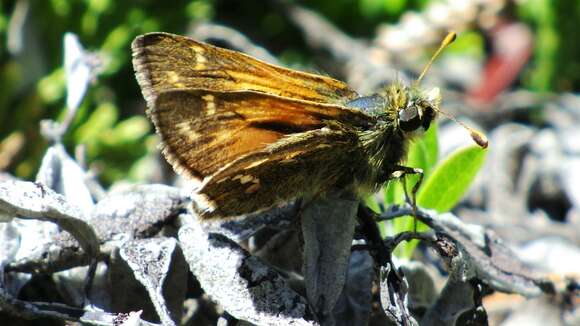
[432, 107, 489, 149]
[470, 130, 489, 149]
[442, 32, 457, 47]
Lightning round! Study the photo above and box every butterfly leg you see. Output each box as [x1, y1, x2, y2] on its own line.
[391, 165, 424, 233]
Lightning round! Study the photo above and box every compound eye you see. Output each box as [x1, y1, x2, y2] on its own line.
[421, 106, 435, 130]
[399, 106, 421, 132]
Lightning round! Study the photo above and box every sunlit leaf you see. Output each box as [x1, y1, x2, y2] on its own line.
[397, 145, 487, 258]
[407, 123, 438, 179]
[417, 145, 487, 212]
[74, 102, 117, 148]
[37, 68, 65, 104]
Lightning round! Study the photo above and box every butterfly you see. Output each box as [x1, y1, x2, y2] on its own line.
[131, 32, 485, 220]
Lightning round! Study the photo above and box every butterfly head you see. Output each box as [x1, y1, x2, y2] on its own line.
[383, 82, 440, 135]
[382, 31, 487, 148]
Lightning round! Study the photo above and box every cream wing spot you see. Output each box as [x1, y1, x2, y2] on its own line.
[194, 53, 207, 70]
[232, 174, 243, 182]
[196, 53, 207, 63]
[166, 71, 179, 83]
[192, 192, 217, 213]
[244, 158, 269, 169]
[216, 176, 230, 183]
[175, 121, 201, 141]
[232, 174, 257, 184]
[245, 182, 261, 194]
[189, 45, 206, 54]
[166, 71, 185, 87]
[189, 45, 207, 70]
[240, 175, 254, 184]
[202, 94, 217, 115]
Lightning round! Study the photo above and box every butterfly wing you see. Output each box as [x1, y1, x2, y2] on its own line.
[132, 32, 359, 107]
[193, 127, 367, 220]
[133, 33, 376, 219]
[151, 89, 374, 185]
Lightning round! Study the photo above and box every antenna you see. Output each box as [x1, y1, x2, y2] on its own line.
[416, 31, 489, 149]
[434, 109, 489, 148]
[416, 31, 457, 85]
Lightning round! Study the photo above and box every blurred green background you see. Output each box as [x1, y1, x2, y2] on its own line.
[1, 0, 579, 185]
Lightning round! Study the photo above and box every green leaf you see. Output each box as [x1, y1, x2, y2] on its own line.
[417, 145, 487, 212]
[186, 0, 215, 21]
[74, 102, 118, 148]
[386, 124, 439, 206]
[446, 31, 484, 58]
[380, 125, 439, 237]
[101, 25, 131, 74]
[398, 145, 487, 258]
[360, 0, 383, 17]
[407, 123, 438, 179]
[383, 179, 403, 205]
[103, 116, 150, 145]
[363, 195, 381, 214]
[37, 68, 65, 104]
[422, 124, 439, 169]
[383, 0, 408, 16]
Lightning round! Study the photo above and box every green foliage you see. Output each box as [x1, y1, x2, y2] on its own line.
[417, 145, 487, 212]
[377, 124, 487, 259]
[360, 0, 408, 17]
[446, 31, 484, 59]
[519, 0, 580, 91]
[0, 0, 213, 184]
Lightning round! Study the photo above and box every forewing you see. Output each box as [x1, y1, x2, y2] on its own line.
[132, 32, 359, 107]
[193, 128, 366, 220]
[151, 89, 374, 183]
